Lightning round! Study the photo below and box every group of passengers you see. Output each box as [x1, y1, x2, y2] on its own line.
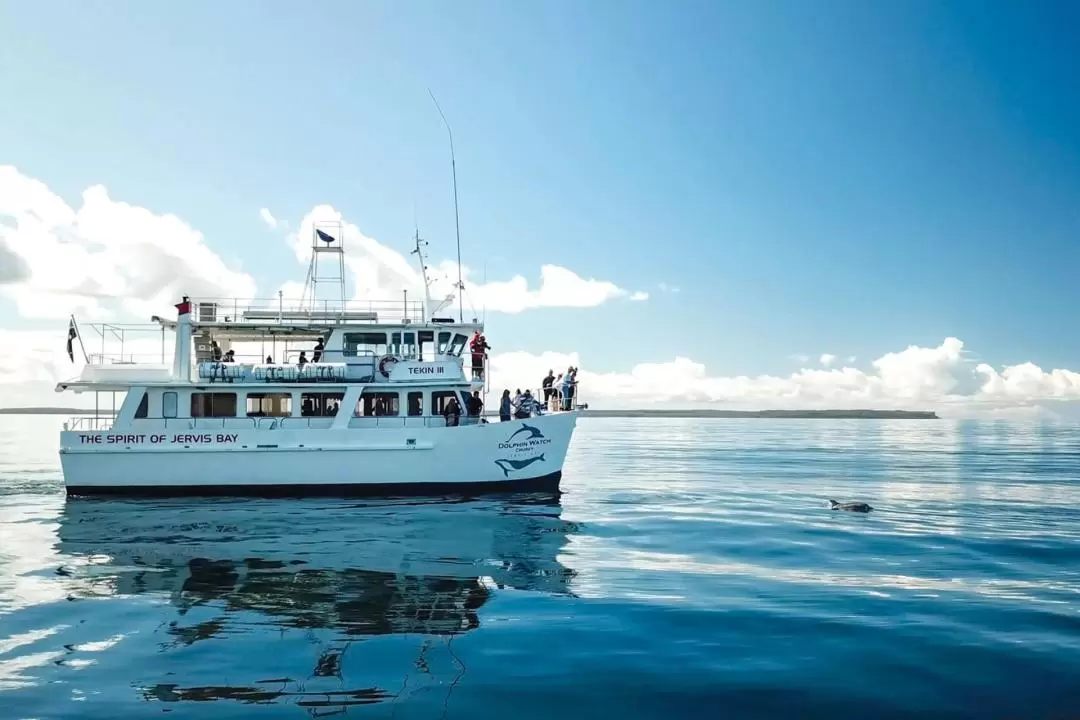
[441, 391, 485, 427]
[211, 337, 326, 367]
[498, 388, 542, 421]
[296, 338, 325, 368]
[210, 341, 236, 363]
[542, 367, 579, 411]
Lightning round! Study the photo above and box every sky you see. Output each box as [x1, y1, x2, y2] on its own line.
[1, 0, 1079, 416]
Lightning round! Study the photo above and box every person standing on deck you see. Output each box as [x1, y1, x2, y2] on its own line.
[443, 395, 461, 427]
[469, 331, 490, 380]
[466, 391, 484, 423]
[542, 369, 555, 404]
[312, 338, 324, 363]
[499, 390, 512, 422]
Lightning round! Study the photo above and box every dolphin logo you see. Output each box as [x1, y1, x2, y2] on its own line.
[507, 423, 545, 443]
[494, 454, 546, 478]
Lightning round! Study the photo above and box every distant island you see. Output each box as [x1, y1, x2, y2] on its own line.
[578, 409, 938, 419]
[0, 407, 938, 420]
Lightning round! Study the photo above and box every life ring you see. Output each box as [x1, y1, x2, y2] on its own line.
[378, 354, 400, 378]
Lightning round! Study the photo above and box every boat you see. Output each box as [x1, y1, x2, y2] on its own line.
[54, 223, 581, 496]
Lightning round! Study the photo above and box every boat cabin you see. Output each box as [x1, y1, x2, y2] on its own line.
[190, 323, 483, 385]
[115, 382, 483, 431]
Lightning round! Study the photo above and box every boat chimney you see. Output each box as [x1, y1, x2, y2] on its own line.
[172, 296, 193, 381]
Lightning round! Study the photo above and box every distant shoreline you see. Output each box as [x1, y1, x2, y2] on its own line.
[0, 407, 99, 415]
[577, 409, 938, 419]
[0, 406, 938, 419]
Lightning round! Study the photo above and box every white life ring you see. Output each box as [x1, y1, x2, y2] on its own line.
[378, 354, 400, 378]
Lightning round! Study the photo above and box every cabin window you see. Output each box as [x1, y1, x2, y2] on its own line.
[431, 390, 460, 416]
[134, 392, 149, 418]
[407, 391, 423, 416]
[390, 331, 417, 359]
[449, 333, 468, 356]
[356, 391, 400, 417]
[301, 392, 343, 417]
[437, 331, 452, 354]
[191, 392, 238, 418]
[342, 332, 387, 358]
[418, 331, 434, 361]
[163, 392, 178, 418]
[246, 392, 291, 417]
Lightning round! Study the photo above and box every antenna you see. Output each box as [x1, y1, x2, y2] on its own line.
[428, 88, 464, 323]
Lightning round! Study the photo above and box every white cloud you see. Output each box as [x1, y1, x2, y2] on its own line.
[259, 208, 278, 229]
[657, 282, 680, 293]
[820, 353, 837, 368]
[3, 329, 1080, 419]
[0, 169, 641, 324]
[0, 165, 257, 320]
[484, 337, 1080, 419]
[790, 353, 810, 364]
[286, 204, 644, 316]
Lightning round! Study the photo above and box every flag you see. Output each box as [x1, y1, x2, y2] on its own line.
[66, 319, 77, 363]
[316, 229, 336, 244]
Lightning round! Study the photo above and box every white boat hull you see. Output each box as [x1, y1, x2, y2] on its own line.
[59, 412, 577, 496]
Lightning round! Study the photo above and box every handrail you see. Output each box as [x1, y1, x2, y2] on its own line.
[62, 408, 579, 433]
[188, 296, 432, 325]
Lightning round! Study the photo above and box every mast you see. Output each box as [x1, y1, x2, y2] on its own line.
[410, 228, 434, 321]
[301, 221, 347, 319]
[428, 89, 464, 323]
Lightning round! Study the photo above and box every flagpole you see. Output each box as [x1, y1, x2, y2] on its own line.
[69, 314, 89, 363]
[428, 89, 464, 323]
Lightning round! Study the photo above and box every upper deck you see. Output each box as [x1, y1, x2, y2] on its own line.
[60, 296, 490, 394]
[164, 295, 482, 337]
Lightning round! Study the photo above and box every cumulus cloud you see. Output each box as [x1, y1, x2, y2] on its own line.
[484, 337, 1080, 418]
[0, 165, 257, 320]
[820, 353, 837, 368]
[259, 208, 278, 229]
[657, 282, 680, 293]
[3, 325, 1080, 418]
[286, 204, 645, 316]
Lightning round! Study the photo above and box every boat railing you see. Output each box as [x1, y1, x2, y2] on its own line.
[487, 384, 586, 414]
[62, 411, 568, 434]
[189, 296, 429, 325]
[64, 416, 117, 431]
[74, 322, 172, 366]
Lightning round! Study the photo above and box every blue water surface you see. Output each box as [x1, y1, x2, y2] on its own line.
[2, 415, 1080, 718]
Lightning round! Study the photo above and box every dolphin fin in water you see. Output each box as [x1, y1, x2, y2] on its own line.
[829, 499, 873, 513]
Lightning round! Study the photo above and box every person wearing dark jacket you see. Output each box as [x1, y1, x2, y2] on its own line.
[499, 390, 512, 422]
[466, 391, 484, 421]
[542, 369, 555, 404]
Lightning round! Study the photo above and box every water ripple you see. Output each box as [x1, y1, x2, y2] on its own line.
[2, 415, 1080, 717]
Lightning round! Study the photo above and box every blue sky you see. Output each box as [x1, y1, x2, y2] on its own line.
[2, 0, 1079, 380]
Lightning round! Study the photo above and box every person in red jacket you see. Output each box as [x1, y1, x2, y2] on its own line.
[469, 331, 490, 380]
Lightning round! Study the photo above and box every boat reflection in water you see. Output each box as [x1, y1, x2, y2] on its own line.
[56, 492, 578, 713]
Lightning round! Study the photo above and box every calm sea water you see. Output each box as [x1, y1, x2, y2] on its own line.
[2, 415, 1080, 719]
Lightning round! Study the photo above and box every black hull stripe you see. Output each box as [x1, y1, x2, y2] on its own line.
[65, 471, 562, 498]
